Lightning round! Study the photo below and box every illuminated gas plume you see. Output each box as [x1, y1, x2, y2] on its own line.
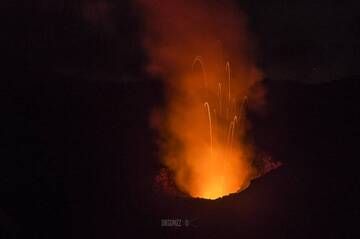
[138, 0, 263, 199]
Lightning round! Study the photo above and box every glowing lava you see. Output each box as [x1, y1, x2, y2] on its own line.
[137, 0, 263, 199]
[165, 59, 256, 199]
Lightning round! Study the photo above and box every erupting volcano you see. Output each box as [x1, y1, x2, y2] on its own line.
[138, 0, 263, 199]
[175, 57, 256, 199]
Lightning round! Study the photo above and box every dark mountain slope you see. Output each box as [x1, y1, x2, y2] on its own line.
[1, 71, 359, 238]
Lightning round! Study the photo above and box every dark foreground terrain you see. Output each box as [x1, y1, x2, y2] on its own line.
[1, 70, 359, 238]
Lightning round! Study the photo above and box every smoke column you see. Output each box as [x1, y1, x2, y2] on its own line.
[136, 0, 263, 199]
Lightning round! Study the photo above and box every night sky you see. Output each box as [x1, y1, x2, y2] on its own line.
[4, 0, 360, 83]
[241, 0, 360, 82]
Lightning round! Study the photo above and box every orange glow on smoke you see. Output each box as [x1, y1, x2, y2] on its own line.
[138, 0, 262, 199]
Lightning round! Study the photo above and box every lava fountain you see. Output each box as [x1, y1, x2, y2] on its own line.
[137, 0, 263, 199]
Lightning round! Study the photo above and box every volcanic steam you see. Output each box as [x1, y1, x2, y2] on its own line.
[137, 0, 263, 199]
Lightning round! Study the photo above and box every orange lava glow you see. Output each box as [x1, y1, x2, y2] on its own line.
[138, 0, 263, 199]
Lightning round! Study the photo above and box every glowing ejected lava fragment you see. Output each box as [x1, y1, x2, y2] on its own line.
[166, 59, 255, 200]
[137, 0, 262, 199]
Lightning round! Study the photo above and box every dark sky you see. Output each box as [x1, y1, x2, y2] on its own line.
[240, 0, 360, 82]
[5, 0, 360, 83]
